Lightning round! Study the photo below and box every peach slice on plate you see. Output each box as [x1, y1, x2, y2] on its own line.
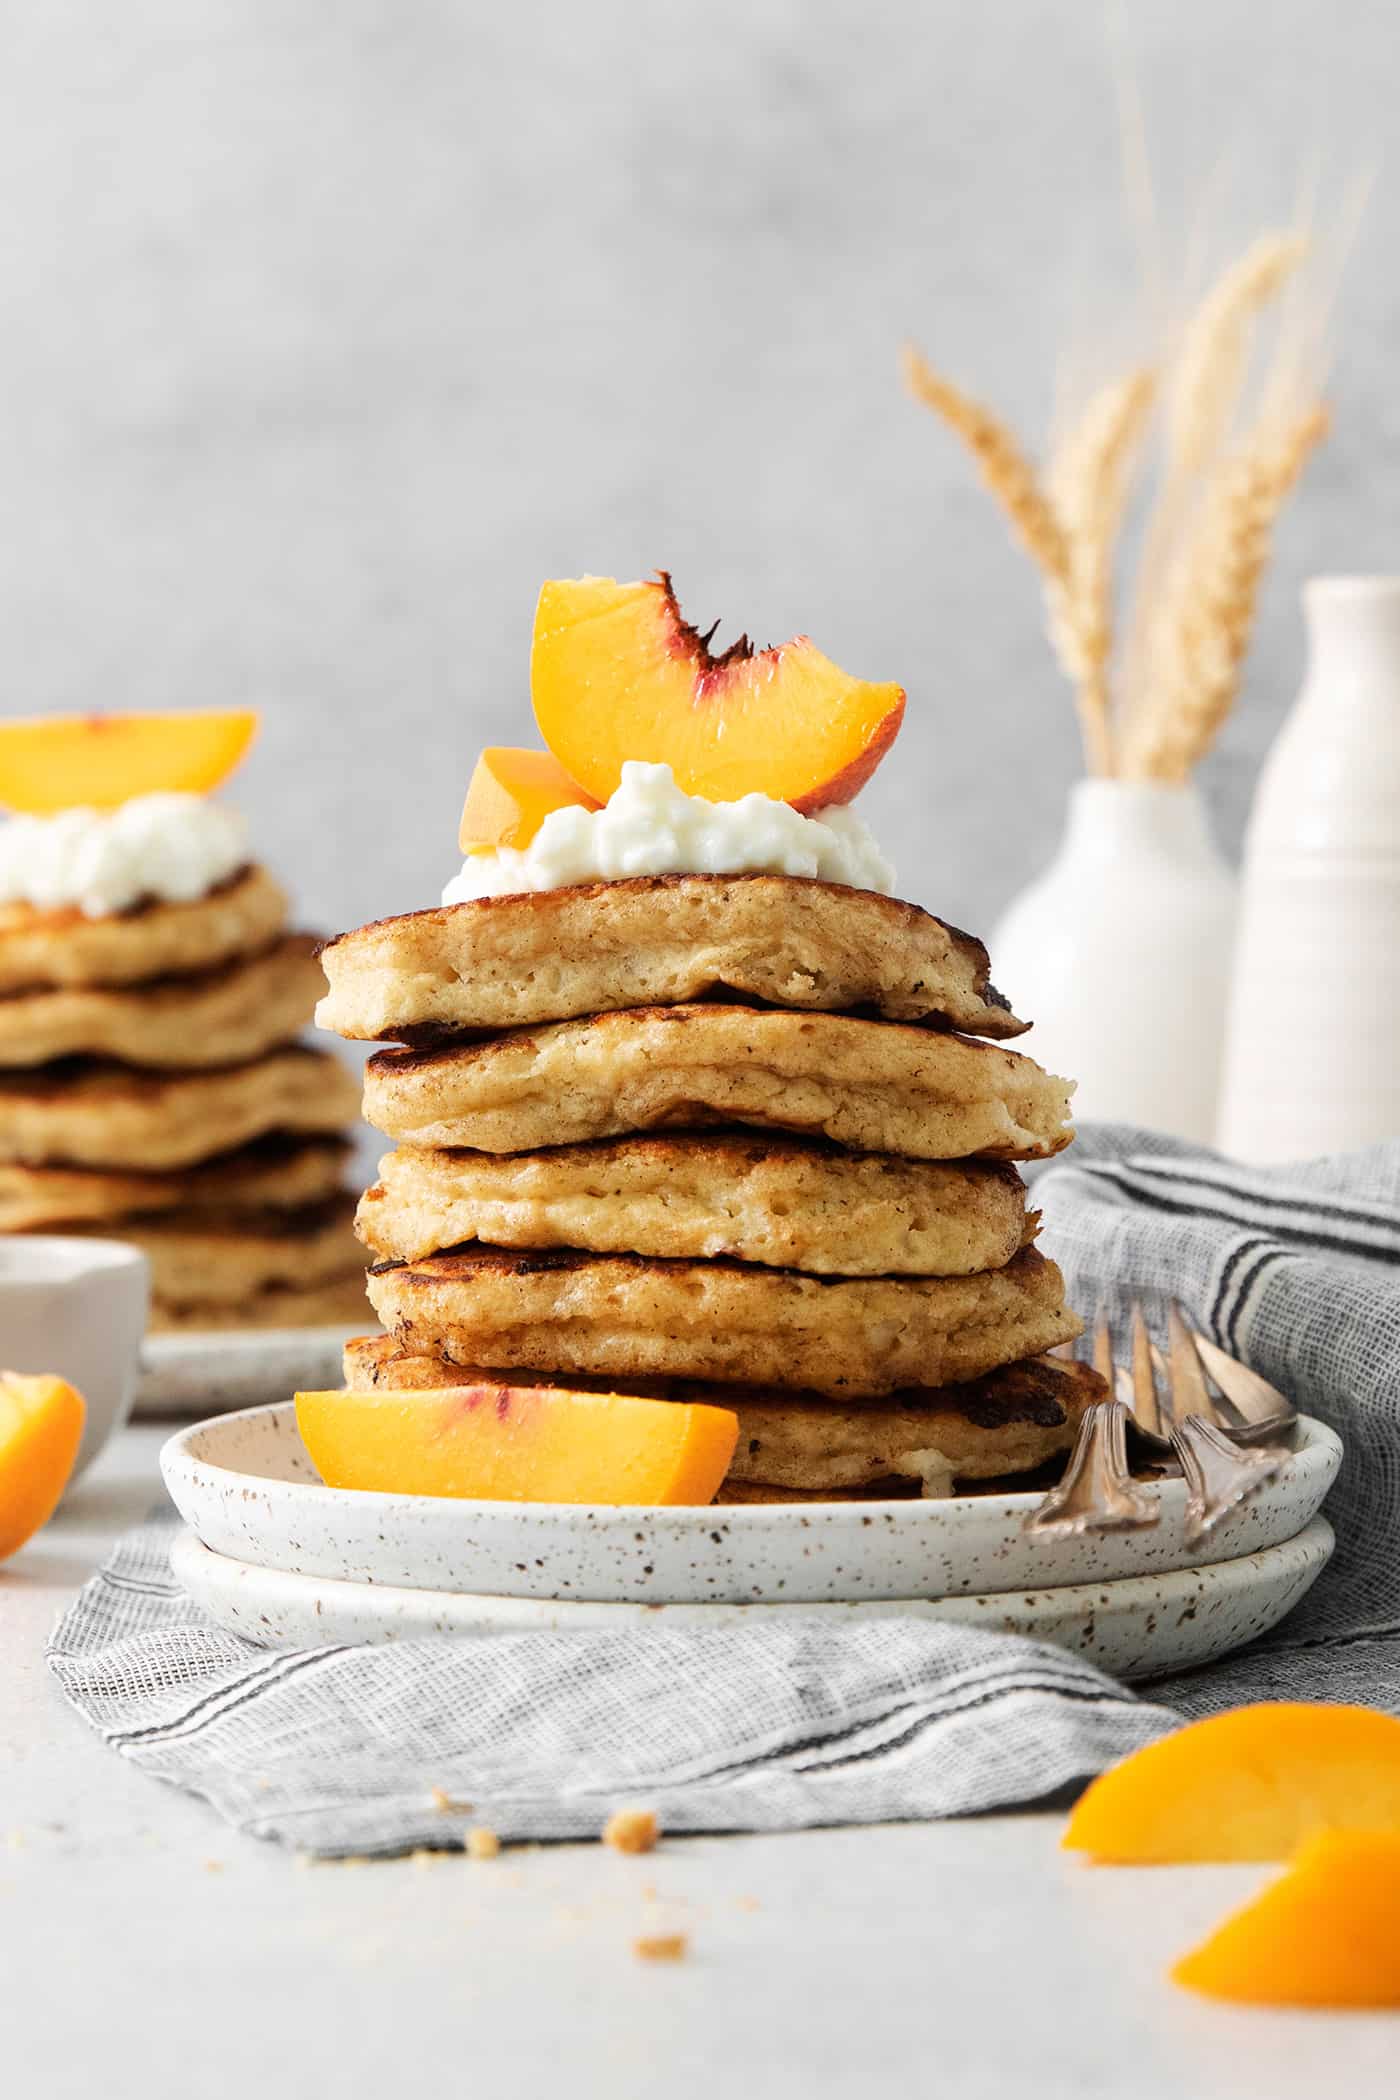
[1063, 1703, 1400, 1863]
[1172, 1828, 1400, 2006]
[0, 711, 259, 814]
[0, 1371, 86, 1559]
[457, 747, 599, 854]
[295, 1384, 739, 1507]
[531, 572, 905, 812]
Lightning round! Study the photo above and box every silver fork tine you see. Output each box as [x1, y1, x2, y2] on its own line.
[1165, 1303, 1216, 1423]
[1130, 1305, 1163, 1439]
[1092, 1314, 1114, 1388]
[1163, 1309, 1291, 1541]
[1191, 1331, 1297, 1442]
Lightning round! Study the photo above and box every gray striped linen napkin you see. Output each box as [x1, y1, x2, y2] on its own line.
[47, 1127, 1400, 1856]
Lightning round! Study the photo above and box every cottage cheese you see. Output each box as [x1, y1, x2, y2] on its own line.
[442, 762, 895, 904]
[0, 794, 248, 918]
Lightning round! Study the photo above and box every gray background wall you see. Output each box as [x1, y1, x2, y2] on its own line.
[0, 0, 1393, 940]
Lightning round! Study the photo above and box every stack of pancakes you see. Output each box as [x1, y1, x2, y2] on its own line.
[318, 873, 1103, 1500]
[0, 864, 367, 1330]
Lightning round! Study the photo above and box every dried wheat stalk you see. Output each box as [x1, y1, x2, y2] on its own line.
[901, 346, 1069, 585]
[1124, 402, 1330, 782]
[1046, 368, 1157, 775]
[1166, 232, 1308, 474]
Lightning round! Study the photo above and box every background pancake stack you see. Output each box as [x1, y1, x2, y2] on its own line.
[320, 872, 1103, 1501]
[0, 864, 367, 1330]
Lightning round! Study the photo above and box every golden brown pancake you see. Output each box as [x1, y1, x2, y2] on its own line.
[356, 1135, 1033, 1277]
[0, 1134, 351, 1233]
[315, 874, 1026, 1041]
[73, 1195, 361, 1308]
[363, 1242, 1080, 1398]
[341, 1335, 1102, 1495]
[363, 1006, 1073, 1164]
[151, 1274, 372, 1333]
[0, 1045, 360, 1171]
[0, 934, 325, 1070]
[0, 865, 287, 994]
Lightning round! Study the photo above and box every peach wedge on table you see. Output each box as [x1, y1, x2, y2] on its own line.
[295, 1384, 740, 1507]
[0, 1371, 85, 1559]
[530, 572, 905, 812]
[1063, 1703, 1400, 1864]
[0, 710, 259, 813]
[1173, 1829, 1400, 2007]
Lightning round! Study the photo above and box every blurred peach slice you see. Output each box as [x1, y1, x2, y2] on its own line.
[295, 1383, 739, 1507]
[0, 1371, 85, 1559]
[531, 573, 905, 812]
[1063, 1703, 1400, 1863]
[0, 710, 258, 813]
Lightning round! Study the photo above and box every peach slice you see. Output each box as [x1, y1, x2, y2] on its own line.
[1063, 1704, 1400, 1864]
[0, 1371, 86, 1559]
[1172, 1829, 1400, 2006]
[0, 711, 259, 814]
[295, 1384, 739, 1507]
[457, 747, 599, 854]
[531, 573, 905, 812]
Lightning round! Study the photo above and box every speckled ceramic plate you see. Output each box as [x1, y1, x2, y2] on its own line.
[169, 1517, 1335, 1682]
[159, 1401, 1341, 1607]
[136, 1327, 367, 1418]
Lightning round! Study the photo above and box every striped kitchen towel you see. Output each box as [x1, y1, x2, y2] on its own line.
[46, 1128, 1400, 1855]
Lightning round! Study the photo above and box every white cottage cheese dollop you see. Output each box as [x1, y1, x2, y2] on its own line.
[442, 761, 895, 904]
[0, 793, 248, 918]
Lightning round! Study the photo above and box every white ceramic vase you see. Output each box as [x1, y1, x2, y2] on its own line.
[1218, 576, 1400, 1162]
[989, 778, 1237, 1142]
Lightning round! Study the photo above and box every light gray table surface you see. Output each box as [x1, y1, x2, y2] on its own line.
[4, 1422, 1395, 2100]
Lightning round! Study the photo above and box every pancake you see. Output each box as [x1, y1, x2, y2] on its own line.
[363, 1006, 1074, 1163]
[363, 1242, 1080, 1398]
[80, 1195, 362, 1308]
[0, 1045, 360, 1171]
[151, 1273, 372, 1333]
[0, 865, 287, 994]
[315, 874, 1026, 1041]
[0, 1134, 351, 1232]
[341, 1336, 1102, 1495]
[0, 933, 325, 1070]
[356, 1135, 1033, 1277]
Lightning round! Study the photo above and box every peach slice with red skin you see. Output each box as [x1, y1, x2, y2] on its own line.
[458, 747, 598, 854]
[1172, 1828, 1400, 2006]
[295, 1384, 739, 1507]
[0, 1371, 86, 1558]
[0, 711, 259, 814]
[531, 573, 905, 812]
[1063, 1703, 1400, 1864]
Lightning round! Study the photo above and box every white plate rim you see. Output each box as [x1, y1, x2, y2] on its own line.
[161, 1396, 1341, 1529]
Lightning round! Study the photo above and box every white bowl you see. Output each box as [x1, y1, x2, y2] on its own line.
[0, 1236, 150, 1479]
[161, 1400, 1342, 1606]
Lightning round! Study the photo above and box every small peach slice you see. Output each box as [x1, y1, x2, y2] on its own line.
[1064, 1704, 1400, 1864]
[0, 710, 259, 813]
[531, 573, 905, 812]
[457, 747, 599, 854]
[0, 1371, 86, 1559]
[1172, 1829, 1400, 2007]
[295, 1385, 739, 1507]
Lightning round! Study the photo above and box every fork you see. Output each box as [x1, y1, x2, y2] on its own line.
[1023, 1301, 1296, 1544]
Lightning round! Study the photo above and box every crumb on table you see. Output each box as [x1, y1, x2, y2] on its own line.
[604, 1808, 659, 1855]
[465, 1826, 501, 1860]
[430, 1786, 474, 1815]
[633, 1932, 689, 1963]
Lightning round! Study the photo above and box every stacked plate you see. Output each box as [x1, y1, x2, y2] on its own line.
[162, 1402, 1341, 1681]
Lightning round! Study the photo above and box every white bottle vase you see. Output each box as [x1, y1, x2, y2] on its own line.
[989, 778, 1236, 1141]
[1218, 576, 1400, 1162]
